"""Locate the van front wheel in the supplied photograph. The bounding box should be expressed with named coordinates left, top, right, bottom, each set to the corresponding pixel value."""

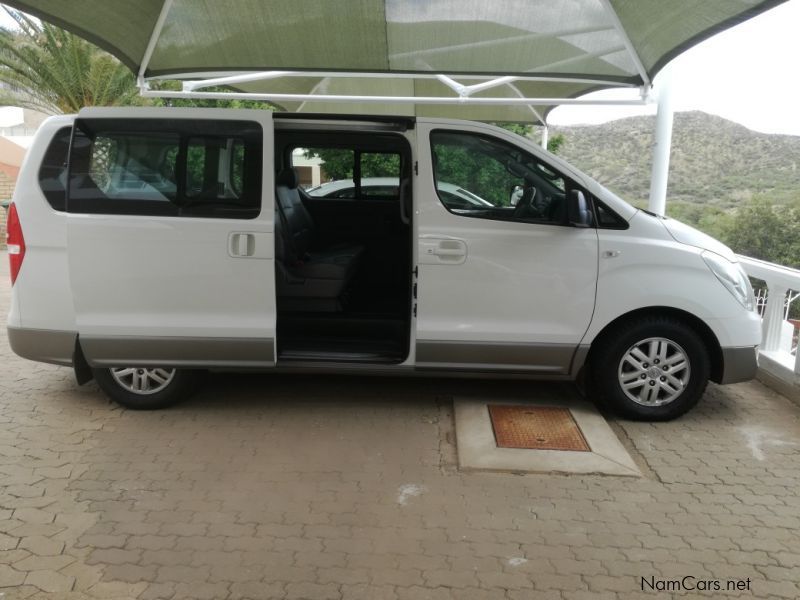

left=93, top=367, right=201, bottom=410
left=591, top=317, right=710, bottom=421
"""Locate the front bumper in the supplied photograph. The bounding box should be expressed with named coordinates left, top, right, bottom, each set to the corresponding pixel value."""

left=718, top=346, right=759, bottom=384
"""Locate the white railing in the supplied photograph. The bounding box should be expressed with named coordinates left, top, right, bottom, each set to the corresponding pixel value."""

left=738, top=255, right=800, bottom=380
left=753, top=287, right=800, bottom=319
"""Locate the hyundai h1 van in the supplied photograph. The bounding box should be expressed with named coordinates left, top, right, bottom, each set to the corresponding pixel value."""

left=7, top=108, right=761, bottom=420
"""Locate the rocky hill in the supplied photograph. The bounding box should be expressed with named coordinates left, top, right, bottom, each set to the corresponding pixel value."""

left=551, top=111, right=800, bottom=207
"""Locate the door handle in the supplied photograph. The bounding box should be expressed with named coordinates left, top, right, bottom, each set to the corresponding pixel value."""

left=228, top=232, right=271, bottom=259
left=432, top=247, right=465, bottom=257
left=230, top=232, right=255, bottom=257
left=420, top=238, right=467, bottom=265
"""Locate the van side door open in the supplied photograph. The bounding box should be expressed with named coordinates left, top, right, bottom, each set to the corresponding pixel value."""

left=65, top=108, right=277, bottom=368
left=414, top=122, right=599, bottom=374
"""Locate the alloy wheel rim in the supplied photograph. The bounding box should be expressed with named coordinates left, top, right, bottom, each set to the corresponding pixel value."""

left=110, top=367, right=176, bottom=395
left=617, top=337, right=690, bottom=406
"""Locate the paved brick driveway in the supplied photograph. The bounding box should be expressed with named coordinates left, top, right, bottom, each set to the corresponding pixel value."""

left=1, top=261, right=799, bottom=599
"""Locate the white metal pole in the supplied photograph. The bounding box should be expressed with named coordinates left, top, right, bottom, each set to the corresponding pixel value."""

left=648, top=75, right=674, bottom=215
left=795, top=333, right=800, bottom=375
left=541, top=124, right=549, bottom=149
left=762, top=285, right=788, bottom=353
left=141, top=89, right=649, bottom=107
left=137, top=0, right=174, bottom=90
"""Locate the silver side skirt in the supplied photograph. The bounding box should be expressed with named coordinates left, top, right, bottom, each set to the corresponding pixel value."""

left=415, top=340, right=577, bottom=374
left=81, top=335, right=275, bottom=368
left=9, top=327, right=590, bottom=380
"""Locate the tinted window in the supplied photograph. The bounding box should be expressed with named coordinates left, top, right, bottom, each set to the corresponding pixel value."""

left=68, top=119, right=262, bottom=218
left=185, top=137, right=247, bottom=201
left=594, top=200, right=629, bottom=229
left=84, top=133, right=179, bottom=204
left=431, top=131, right=575, bottom=225
left=38, top=126, right=72, bottom=211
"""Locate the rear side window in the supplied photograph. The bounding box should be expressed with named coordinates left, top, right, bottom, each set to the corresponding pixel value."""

left=299, top=146, right=401, bottom=200
left=38, top=126, right=72, bottom=211
left=68, top=118, right=262, bottom=219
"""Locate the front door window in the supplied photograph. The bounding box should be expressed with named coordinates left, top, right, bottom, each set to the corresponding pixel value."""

left=431, top=130, right=571, bottom=225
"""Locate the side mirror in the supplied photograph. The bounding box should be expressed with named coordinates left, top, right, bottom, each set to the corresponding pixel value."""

left=568, top=190, right=592, bottom=228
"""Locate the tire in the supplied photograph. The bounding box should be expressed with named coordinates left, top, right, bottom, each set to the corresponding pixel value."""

left=92, top=367, right=202, bottom=410
left=590, top=316, right=710, bottom=421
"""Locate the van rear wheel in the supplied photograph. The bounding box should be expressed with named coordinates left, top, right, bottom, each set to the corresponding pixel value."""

left=93, top=367, right=201, bottom=410
left=591, top=317, right=710, bottom=421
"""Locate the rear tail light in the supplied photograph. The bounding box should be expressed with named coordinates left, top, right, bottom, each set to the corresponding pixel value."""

left=6, top=202, right=25, bottom=285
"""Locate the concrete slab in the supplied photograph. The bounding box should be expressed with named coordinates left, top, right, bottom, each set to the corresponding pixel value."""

left=454, top=395, right=641, bottom=477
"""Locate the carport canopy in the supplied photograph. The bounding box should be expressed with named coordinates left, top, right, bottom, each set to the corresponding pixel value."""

left=2, top=0, right=787, bottom=124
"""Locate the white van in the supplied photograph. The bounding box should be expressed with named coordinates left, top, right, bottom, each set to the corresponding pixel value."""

left=7, top=108, right=761, bottom=420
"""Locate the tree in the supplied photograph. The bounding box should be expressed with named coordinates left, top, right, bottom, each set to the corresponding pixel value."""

left=0, top=9, right=275, bottom=114
left=719, top=196, right=800, bottom=269
left=0, top=8, right=141, bottom=113
left=302, top=148, right=399, bottom=181
left=546, top=133, right=565, bottom=155
left=666, top=201, right=732, bottom=241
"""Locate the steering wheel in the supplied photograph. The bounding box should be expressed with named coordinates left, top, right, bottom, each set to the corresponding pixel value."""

left=512, top=185, right=539, bottom=219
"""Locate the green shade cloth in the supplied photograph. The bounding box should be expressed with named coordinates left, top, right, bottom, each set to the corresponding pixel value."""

left=3, top=0, right=787, bottom=123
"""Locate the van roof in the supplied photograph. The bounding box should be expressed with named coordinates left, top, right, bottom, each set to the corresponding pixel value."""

left=273, top=113, right=415, bottom=131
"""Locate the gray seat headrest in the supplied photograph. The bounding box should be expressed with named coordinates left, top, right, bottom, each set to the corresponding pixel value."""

left=276, top=168, right=299, bottom=189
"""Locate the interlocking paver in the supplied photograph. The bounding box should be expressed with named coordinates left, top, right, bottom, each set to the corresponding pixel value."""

left=23, top=568, right=76, bottom=593
left=11, top=508, right=55, bottom=524
left=17, top=535, right=65, bottom=556
left=0, top=563, right=26, bottom=587
left=0, top=255, right=799, bottom=600
left=0, top=532, right=18, bottom=551
left=86, top=548, right=141, bottom=566
left=285, top=581, right=341, bottom=600
left=13, top=553, right=75, bottom=572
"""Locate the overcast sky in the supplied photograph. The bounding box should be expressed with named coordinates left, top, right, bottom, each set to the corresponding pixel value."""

left=1, top=2, right=798, bottom=135
left=548, top=0, right=800, bottom=135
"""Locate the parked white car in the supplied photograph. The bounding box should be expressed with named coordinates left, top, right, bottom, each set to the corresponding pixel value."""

left=7, top=108, right=761, bottom=419
left=308, top=177, right=494, bottom=208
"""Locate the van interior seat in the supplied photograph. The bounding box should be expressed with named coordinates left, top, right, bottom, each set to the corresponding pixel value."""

left=277, top=168, right=364, bottom=260
left=275, top=168, right=363, bottom=312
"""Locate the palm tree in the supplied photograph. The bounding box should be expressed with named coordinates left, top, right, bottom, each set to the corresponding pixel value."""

left=0, top=7, right=140, bottom=113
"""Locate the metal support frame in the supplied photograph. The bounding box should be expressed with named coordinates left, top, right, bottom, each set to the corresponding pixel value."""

left=181, top=70, right=634, bottom=92
left=144, top=71, right=650, bottom=110
left=153, top=71, right=648, bottom=130
left=137, top=0, right=174, bottom=89
left=597, top=0, right=651, bottom=87
left=142, top=88, right=649, bottom=109
left=648, top=76, right=674, bottom=215
left=541, top=125, right=549, bottom=149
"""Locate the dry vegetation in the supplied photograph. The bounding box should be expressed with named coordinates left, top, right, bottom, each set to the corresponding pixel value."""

left=553, top=111, right=800, bottom=208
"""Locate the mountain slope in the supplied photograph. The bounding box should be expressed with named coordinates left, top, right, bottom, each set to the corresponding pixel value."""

left=551, top=111, right=800, bottom=207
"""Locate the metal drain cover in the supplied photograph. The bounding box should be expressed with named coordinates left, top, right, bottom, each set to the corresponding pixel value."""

left=488, top=405, right=591, bottom=452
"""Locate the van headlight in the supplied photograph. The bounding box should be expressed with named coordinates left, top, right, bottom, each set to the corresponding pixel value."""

left=702, top=251, right=755, bottom=311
